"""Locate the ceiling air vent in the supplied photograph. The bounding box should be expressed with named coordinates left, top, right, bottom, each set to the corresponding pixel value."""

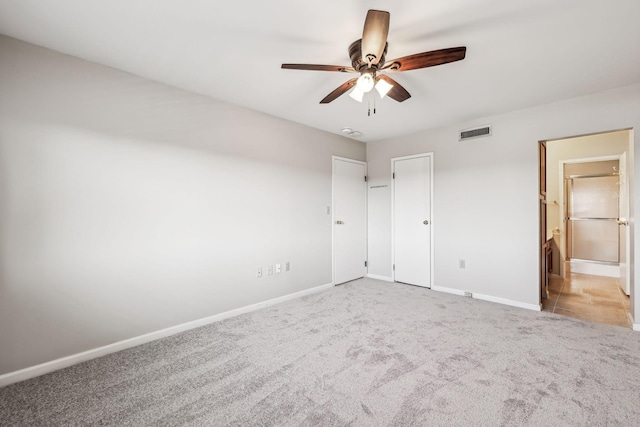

left=341, top=127, right=363, bottom=138
left=459, top=125, right=492, bottom=141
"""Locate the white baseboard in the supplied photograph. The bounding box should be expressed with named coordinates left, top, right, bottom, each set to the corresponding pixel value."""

left=472, top=292, right=542, bottom=311
left=569, top=261, right=619, bottom=278
left=431, top=285, right=541, bottom=311
left=366, top=274, right=393, bottom=282
left=0, top=282, right=334, bottom=388
left=431, top=285, right=466, bottom=296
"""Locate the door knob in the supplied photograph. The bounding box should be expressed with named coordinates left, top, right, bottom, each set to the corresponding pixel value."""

left=336, top=220, right=344, bottom=225
left=423, top=220, right=429, bottom=225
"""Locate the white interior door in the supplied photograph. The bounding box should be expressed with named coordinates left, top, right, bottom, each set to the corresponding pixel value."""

left=333, top=157, right=367, bottom=285
left=619, top=152, right=630, bottom=295
left=393, top=154, right=432, bottom=288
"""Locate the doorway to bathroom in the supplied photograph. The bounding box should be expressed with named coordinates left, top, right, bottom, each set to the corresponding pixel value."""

left=539, top=129, right=633, bottom=328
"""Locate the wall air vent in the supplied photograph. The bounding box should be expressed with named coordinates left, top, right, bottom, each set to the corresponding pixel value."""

left=459, top=125, right=492, bottom=141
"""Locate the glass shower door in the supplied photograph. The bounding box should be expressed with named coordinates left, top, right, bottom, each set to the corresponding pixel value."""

left=566, top=175, right=619, bottom=263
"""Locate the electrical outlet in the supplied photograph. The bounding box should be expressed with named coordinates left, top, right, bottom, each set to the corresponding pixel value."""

left=285, top=262, right=290, bottom=271
left=275, top=263, right=281, bottom=274
left=256, top=267, right=262, bottom=278
left=464, top=291, right=472, bottom=298
left=268, top=265, right=273, bottom=275
left=459, top=259, right=466, bottom=269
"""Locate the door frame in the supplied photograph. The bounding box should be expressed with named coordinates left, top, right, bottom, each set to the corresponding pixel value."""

left=391, top=152, right=435, bottom=287
left=331, top=156, right=368, bottom=285
left=539, top=141, right=548, bottom=301
left=539, top=128, right=634, bottom=316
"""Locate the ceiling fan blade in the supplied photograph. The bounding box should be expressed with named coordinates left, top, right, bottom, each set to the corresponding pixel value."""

left=361, top=10, right=390, bottom=65
left=320, top=78, right=358, bottom=104
left=281, top=64, right=356, bottom=73
left=377, top=75, right=411, bottom=102
left=384, top=47, right=466, bottom=72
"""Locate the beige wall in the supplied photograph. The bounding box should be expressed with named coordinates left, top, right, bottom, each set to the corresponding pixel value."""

left=547, top=131, right=629, bottom=232
left=564, top=159, right=619, bottom=177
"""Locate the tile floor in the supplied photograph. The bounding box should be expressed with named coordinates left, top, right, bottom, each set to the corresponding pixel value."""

left=542, top=268, right=631, bottom=328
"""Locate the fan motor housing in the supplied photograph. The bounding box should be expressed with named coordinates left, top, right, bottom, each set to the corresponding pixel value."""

left=349, top=39, right=387, bottom=71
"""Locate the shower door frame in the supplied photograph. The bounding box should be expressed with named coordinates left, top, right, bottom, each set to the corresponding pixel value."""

left=565, top=172, right=620, bottom=265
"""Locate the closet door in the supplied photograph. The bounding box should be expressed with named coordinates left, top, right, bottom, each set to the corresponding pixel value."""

left=333, top=157, right=367, bottom=285
left=393, top=154, right=432, bottom=288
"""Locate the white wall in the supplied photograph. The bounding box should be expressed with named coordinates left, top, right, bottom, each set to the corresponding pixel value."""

left=0, top=36, right=365, bottom=375
left=367, top=84, right=640, bottom=318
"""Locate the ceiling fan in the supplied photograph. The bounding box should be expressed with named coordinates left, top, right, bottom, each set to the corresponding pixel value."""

left=282, top=10, right=466, bottom=104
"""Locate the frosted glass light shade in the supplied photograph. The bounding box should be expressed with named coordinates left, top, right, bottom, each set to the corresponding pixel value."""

left=349, top=87, right=364, bottom=102
left=375, top=78, right=393, bottom=98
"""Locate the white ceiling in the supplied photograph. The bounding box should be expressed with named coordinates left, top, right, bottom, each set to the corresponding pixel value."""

left=1, top=0, right=639, bottom=142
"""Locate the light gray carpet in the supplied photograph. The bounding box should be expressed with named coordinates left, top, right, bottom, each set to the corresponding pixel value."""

left=1, top=278, right=640, bottom=426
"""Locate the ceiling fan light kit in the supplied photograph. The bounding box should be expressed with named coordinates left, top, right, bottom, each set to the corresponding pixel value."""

left=348, top=70, right=393, bottom=103
left=281, top=9, right=467, bottom=107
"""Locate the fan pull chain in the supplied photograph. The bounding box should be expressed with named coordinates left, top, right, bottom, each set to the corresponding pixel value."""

left=365, top=93, right=379, bottom=117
